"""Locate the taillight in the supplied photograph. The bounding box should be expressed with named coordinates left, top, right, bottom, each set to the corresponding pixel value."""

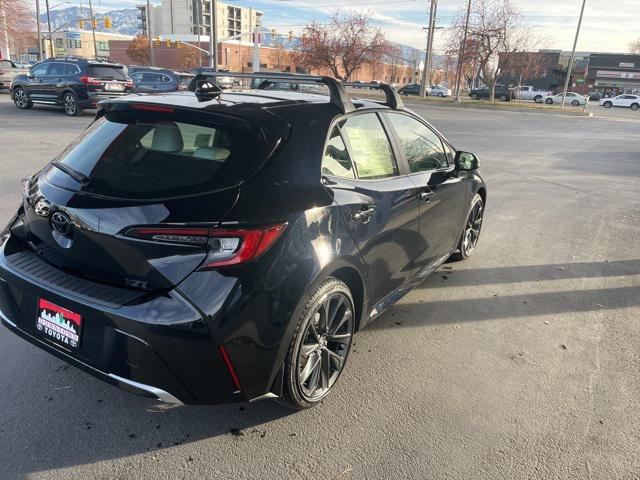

left=80, top=75, right=102, bottom=85
left=124, top=224, right=287, bottom=268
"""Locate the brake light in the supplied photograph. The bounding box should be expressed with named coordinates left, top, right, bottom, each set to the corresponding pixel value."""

left=124, top=224, right=287, bottom=268
left=131, top=103, right=174, bottom=113
left=79, top=75, right=102, bottom=85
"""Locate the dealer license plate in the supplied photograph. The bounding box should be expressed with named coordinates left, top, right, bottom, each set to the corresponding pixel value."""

left=35, top=299, right=82, bottom=350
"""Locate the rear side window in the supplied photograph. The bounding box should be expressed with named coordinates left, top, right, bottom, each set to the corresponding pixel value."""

left=322, top=127, right=354, bottom=178
left=48, top=113, right=265, bottom=199
left=341, top=114, right=397, bottom=179
left=88, top=65, right=127, bottom=80
left=47, top=62, right=65, bottom=76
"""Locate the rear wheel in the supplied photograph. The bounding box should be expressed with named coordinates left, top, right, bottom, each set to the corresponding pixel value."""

left=452, top=194, right=484, bottom=261
left=571, top=100, right=580, bottom=106
left=438, top=92, right=444, bottom=97
left=534, top=95, right=542, bottom=103
left=63, top=91, right=82, bottom=117
left=281, top=277, right=354, bottom=410
left=631, top=103, right=639, bottom=111
left=13, top=87, right=32, bottom=109
left=499, top=94, right=508, bottom=102
left=603, top=101, right=612, bottom=108
left=470, top=93, right=478, bottom=100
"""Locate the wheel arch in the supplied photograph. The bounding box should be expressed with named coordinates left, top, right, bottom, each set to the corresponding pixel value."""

left=476, top=185, right=487, bottom=206
left=330, top=265, right=366, bottom=332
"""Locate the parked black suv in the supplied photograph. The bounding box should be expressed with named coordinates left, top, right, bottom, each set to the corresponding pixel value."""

left=0, top=73, right=486, bottom=409
left=469, top=84, right=512, bottom=101
left=10, top=57, right=133, bottom=116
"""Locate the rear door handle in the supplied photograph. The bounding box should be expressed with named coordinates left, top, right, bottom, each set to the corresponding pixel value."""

left=352, top=207, right=376, bottom=224
left=419, top=191, right=434, bottom=202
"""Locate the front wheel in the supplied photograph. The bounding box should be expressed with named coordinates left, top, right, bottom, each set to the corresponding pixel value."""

left=470, top=93, right=478, bottom=100
left=631, top=103, right=639, bottom=111
left=603, top=101, right=612, bottom=108
left=13, top=87, right=32, bottom=109
left=571, top=100, right=580, bottom=106
left=545, top=98, right=553, bottom=104
left=451, top=193, right=484, bottom=261
left=438, top=92, right=444, bottom=97
left=534, top=95, right=542, bottom=103
left=281, top=277, right=355, bottom=410
left=499, top=94, right=508, bottom=102
left=62, top=91, right=82, bottom=116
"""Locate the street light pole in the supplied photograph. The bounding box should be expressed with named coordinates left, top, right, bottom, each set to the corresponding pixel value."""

left=425, top=0, right=437, bottom=86
left=35, top=0, right=43, bottom=60
left=44, top=0, right=53, bottom=58
left=454, top=0, right=472, bottom=102
left=87, top=0, right=98, bottom=59
left=146, top=0, right=155, bottom=66
left=561, top=0, right=586, bottom=108
left=209, top=0, right=218, bottom=69
left=420, top=0, right=436, bottom=97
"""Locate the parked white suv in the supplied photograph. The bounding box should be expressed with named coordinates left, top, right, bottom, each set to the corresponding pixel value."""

left=600, top=94, right=640, bottom=111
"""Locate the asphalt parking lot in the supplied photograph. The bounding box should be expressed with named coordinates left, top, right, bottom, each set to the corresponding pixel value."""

left=0, top=93, right=639, bottom=480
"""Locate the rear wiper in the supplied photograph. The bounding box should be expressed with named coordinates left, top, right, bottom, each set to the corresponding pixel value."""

left=51, top=161, right=90, bottom=185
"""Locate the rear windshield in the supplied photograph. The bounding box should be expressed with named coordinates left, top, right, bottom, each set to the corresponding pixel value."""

left=47, top=112, right=266, bottom=199
left=88, top=65, right=127, bottom=80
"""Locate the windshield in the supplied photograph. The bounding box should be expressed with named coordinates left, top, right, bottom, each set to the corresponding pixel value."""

left=46, top=112, right=266, bottom=199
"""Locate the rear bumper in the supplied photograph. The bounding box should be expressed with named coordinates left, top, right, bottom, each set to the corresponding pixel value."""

left=81, top=92, right=132, bottom=108
left=0, top=237, right=249, bottom=405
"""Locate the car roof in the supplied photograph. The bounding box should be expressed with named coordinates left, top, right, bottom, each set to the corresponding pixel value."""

left=102, top=89, right=389, bottom=114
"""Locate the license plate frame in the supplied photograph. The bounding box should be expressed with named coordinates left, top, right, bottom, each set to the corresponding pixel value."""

left=35, top=299, right=83, bottom=350
left=105, top=82, right=124, bottom=92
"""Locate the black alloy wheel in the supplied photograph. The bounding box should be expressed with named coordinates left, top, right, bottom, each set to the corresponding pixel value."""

left=63, top=92, right=81, bottom=117
left=13, top=87, right=32, bottom=109
left=452, top=194, right=484, bottom=261
left=282, top=278, right=354, bottom=409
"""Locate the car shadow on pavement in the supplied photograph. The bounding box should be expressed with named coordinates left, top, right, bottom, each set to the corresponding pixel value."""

left=365, top=259, right=640, bottom=330
left=0, top=344, right=295, bottom=478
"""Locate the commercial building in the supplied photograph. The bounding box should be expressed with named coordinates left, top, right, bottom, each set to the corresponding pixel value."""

left=138, top=0, right=262, bottom=40
left=43, top=29, right=133, bottom=61
left=584, top=53, right=640, bottom=96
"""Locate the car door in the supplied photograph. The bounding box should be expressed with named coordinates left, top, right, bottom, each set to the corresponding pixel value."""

left=384, top=112, right=470, bottom=273
left=27, top=63, right=50, bottom=99
left=321, top=112, right=421, bottom=306
left=40, top=61, right=66, bottom=102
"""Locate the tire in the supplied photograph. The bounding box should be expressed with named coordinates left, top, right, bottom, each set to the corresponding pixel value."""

left=545, top=98, right=553, bottom=104
left=280, top=277, right=355, bottom=410
left=451, top=193, right=484, bottom=261
left=13, top=87, right=32, bottom=109
left=470, top=93, right=478, bottom=100
left=534, top=95, right=542, bottom=103
left=603, top=101, right=612, bottom=108
left=62, top=91, right=82, bottom=116
left=438, top=92, right=444, bottom=97
left=571, top=100, right=579, bottom=106
left=499, top=94, right=508, bottom=102
left=631, top=103, right=639, bottom=111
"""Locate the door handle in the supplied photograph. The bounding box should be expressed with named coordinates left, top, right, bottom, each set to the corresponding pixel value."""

left=419, top=191, right=434, bottom=202
left=352, top=207, right=376, bottom=224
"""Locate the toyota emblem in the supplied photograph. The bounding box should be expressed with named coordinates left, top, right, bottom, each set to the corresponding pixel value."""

left=51, top=211, right=73, bottom=237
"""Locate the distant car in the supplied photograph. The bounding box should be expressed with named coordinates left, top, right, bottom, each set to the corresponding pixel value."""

left=587, top=91, right=601, bottom=101
left=129, top=67, right=179, bottom=93
left=510, top=85, right=552, bottom=102
left=397, top=83, right=430, bottom=96
left=0, top=59, right=29, bottom=90
left=10, top=57, right=133, bottom=116
left=249, top=77, right=300, bottom=91
left=430, top=85, right=451, bottom=97
left=469, top=85, right=511, bottom=101
left=176, top=72, right=194, bottom=91
left=600, top=94, right=640, bottom=111
left=541, top=92, right=587, bottom=106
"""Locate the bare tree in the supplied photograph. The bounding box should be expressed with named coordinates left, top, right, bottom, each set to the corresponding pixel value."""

left=630, top=38, right=640, bottom=54
left=447, top=0, right=533, bottom=101
left=501, top=50, right=550, bottom=90
left=270, top=39, right=289, bottom=72
left=294, top=12, right=392, bottom=81
left=0, top=0, right=35, bottom=58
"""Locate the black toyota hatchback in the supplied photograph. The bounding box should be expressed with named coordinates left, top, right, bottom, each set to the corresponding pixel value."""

left=0, top=74, right=486, bottom=409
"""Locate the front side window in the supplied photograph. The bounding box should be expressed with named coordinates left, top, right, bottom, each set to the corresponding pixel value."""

left=322, top=126, right=354, bottom=178
left=31, top=63, right=48, bottom=76
left=341, top=113, right=397, bottom=179
left=386, top=113, right=448, bottom=172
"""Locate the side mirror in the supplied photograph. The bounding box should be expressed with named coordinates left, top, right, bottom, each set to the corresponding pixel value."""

left=454, top=151, right=479, bottom=171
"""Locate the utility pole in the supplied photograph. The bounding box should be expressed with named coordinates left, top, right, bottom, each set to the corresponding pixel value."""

left=87, top=0, right=98, bottom=59
left=420, top=0, right=436, bottom=97
left=146, top=0, right=155, bottom=66
left=561, top=0, right=586, bottom=108
left=425, top=0, right=437, bottom=86
left=44, top=0, right=53, bottom=58
left=196, top=0, right=201, bottom=66
left=35, top=0, right=43, bottom=60
left=209, top=0, right=218, bottom=69
left=454, top=0, right=472, bottom=102
left=1, top=1, right=10, bottom=59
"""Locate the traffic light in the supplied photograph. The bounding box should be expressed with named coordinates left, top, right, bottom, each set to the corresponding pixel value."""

left=288, top=31, right=293, bottom=41
left=154, top=37, right=161, bottom=46
left=166, top=39, right=172, bottom=48
left=92, top=18, right=97, bottom=29
left=79, top=19, right=84, bottom=29
left=271, top=28, right=276, bottom=36
left=104, top=16, right=112, bottom=29
left=176, top=40, right=182, bottom=48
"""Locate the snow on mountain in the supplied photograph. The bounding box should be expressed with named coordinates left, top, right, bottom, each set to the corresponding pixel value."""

left=39, top=7, right=141, bottom=36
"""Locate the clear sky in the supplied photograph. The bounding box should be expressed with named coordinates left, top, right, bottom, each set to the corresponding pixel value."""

left=91, top=0, right=639, bottom=53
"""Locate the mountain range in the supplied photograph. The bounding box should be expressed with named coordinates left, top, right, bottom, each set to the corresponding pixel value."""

left=39, top=7, right=141, bottom=36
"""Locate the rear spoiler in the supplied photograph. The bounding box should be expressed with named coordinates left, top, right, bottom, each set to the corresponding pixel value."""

left=187, top=72, right=403, bottom=112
